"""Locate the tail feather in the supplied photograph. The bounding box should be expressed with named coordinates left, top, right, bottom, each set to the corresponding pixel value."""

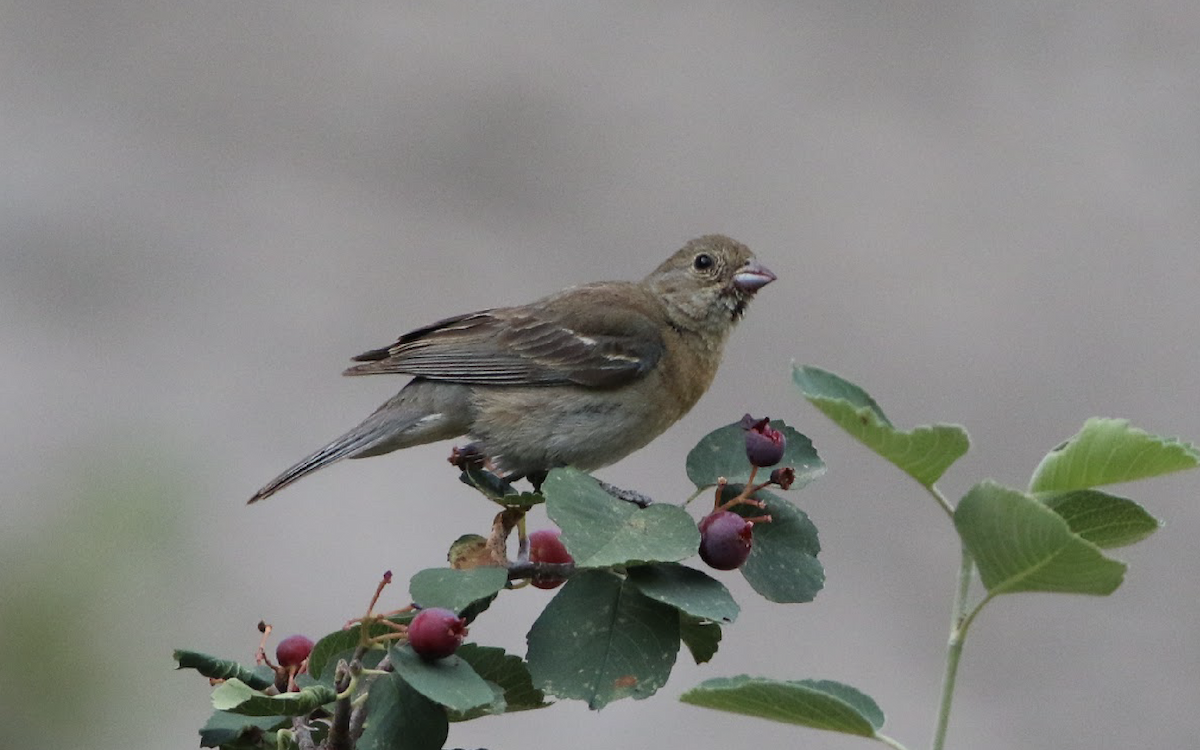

left=248, top=381, right=474, bottom=503
left=248, top=425, right=393, bottom=503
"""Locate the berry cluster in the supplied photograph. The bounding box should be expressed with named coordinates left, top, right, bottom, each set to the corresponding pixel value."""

left=696, top=415, right=793, bottom=571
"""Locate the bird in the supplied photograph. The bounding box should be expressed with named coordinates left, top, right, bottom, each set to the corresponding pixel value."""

left=248, top=234, right=775, bottom=503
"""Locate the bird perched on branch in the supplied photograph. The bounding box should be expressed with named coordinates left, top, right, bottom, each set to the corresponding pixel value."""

left=248, top=234, right=775, bottom=503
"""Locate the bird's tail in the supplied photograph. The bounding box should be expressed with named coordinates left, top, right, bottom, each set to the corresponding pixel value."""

left=248, top=381, right=472, bottom=503
left=247, top=421, right=398, bottom=503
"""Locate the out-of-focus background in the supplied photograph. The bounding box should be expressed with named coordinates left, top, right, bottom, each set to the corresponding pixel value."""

left=4, top=3, right=1198, bottom=749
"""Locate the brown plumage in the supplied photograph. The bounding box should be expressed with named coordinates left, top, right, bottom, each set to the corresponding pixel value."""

left=248, top=235, right=774, bottom=503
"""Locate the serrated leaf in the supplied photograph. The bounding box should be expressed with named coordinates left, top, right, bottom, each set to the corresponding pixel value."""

left=448, top=644, right=549, bottom=720
left=686, top=420, right=825, bottom=490
left=408, top=567, right=508, bottom=613
left=678, top=613, right=722, bottom=664
left=1040, top=489, right=1161, bottom=548
left=309, top=619, right=407, bottom=680
left=174, top=649, right=273, bottom=690
left=211, top=678, right=337, bottom=717
left=720, top=486, right=824, bottom=603
left=794, top=365, right=969, bottom=486
left=1029, top=418, right=1200, bottom=493
left=627, top=563, right=740, bottom=623
left=544, top=468, right=699, bottom=567
left=358, top=673, right=448, bottom=750
left=680, top=675, right=884, bottom=736
left=390, top=645, right=496, bottom=712
left=955, top=481, right=1126, bottom=596
left=526, top=570, right=679, bottom=709
left=198, top=710, right=286, bottom=748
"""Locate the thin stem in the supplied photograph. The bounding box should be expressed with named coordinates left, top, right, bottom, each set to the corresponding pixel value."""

left=924, top=483, right=955, bottom=519
left=930, top=545, right=982, bottom=750
left=877, top=733, right=911, bottom=750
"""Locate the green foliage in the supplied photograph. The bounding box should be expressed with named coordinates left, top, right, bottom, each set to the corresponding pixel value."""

left=408, top=567, right=507, bottom=613
left=544, top=468, right=700, bottom=567
left=955, top=481, right=1126, bottom=596
left=678, top=613, right=723, bottom=664
left=174, top=650, right=274, bottom=690
left=1029, top=417, right=1200, bottom=492
left=211, top=679, right=337, bottom=717
left=686, top=419, right=825, bottom=489
left=727, top=486, right=824, bottom=603
left=181, top=408, right=826, bottom=748
left=794, top=365, right=969, bottom=486
left=182, top=364, right=1197, bottom=750
left=357, top=674, right=448, bottom=750
left=626, top=563, right=739, bottom=623
left=526, top=570, right=681, bottom=709
left=676, top=365, right=1198, bottom=750
left=389, top=646, right=495, bottom=713
left=681, top=675, right=885, bottom=737
left=448, top=644, right=549, bottom=719
left=1039, top=489, right=1160, bottom=549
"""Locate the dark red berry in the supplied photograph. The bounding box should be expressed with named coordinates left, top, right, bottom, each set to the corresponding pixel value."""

left=276, top=635, right=314, bottom=668
left=741, top=415, right=786, bottom=468
left=408, top=608, right=468, bottom=660
left=529, top=528, right=573, bottom=589
left=769, top=466, right=796, bottom=489
left=698, top=510, right=755, bottom=570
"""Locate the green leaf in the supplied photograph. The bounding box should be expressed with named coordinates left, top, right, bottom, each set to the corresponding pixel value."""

left=627, top=563, right=739, bottom=623
left=544, top=468, right=699, bottom=567
left=408, top=567, right=508, bottom=613
left=794, top=365, right=969, bottom=486
left=358, top=673, right=449, bottom=750
left=1040, top=490, right=1161, bottom=549
left=678, top=613, right=722, bottom=664
left=686, top=420, right=825, bottom=490
left=448, top=644, right=550, bottom=720
left=174, top=649, right=274, bottom=691
left=526, top=570, right=679, bottom=709
left=1029, top=418, right=1200, bottom=493
left=198, top=710, right=286, bottom=748
left=309, top=618, right=407, bottom=680
left=721, top=487, right=823, bottom=604
left=680, top=675, right=884, bottom=737
left=390, top=645, right=496, bottom=712
left=211, top=678, right=337, bottom=717
left=955, top=481, right=1126, bottom=596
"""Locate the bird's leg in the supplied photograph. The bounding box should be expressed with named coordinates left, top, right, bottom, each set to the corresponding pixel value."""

left=450, top=443, right=520, bottom=497
left=597, top=480, right=654, bottom=508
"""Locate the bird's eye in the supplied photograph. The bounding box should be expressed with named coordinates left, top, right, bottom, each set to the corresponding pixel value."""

left=693, top=253, right=714, bottom=271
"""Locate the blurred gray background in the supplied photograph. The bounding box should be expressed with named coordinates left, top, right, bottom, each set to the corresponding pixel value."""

left=3, top=2, right=1198, bottom=749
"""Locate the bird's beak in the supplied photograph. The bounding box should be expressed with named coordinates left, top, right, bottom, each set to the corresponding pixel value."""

left=733, top=260, right=777, bottom=294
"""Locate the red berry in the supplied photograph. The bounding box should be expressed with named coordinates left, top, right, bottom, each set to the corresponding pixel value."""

left=698, top=511, right=754, bottom=570
left=529, top=528, right=573, bottom=589
left=408, top=608, right=468, bottom=660
left=276, top=634, right=314, bottom=668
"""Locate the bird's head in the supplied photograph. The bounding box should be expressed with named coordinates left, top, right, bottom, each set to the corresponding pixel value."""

left=647, top=234, right=776, bottom=332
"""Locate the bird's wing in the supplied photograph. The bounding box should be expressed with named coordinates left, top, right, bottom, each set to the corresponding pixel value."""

left=342, top=287, right=665, bottom=388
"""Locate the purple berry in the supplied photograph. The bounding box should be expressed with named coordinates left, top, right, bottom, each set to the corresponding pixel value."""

left=698, top=510, right=755, bottom=570
left=276, top=635, right=314, bottom=668
left=529, top=528, right=573, bottom=589
left=409, top=608, right=468, bottom=660
left=741, top=415, right=786, bottom=467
